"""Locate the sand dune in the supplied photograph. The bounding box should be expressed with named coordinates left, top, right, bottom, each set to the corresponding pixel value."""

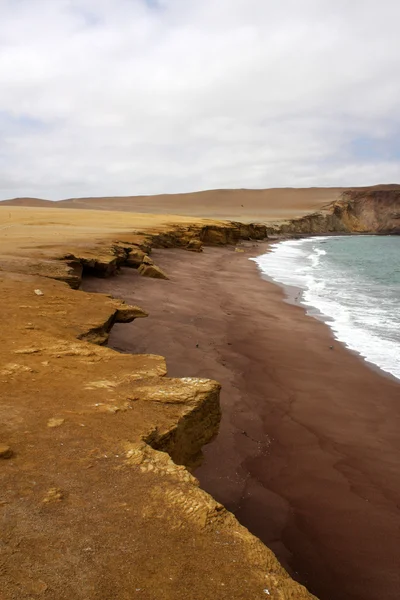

left=3, top=185, right=400, bottom=222
left=1, top=188, right=347, bottom=222
left=0, top=197, right=55, bottom=208
left=58, top=188, right=346, bottom=221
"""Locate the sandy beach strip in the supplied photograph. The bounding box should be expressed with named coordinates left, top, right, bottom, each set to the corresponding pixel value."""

left=82, top=243, right=400, bottom=600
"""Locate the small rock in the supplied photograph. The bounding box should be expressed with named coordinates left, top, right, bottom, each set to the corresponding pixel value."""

left=106, top=405, right=121, bottom=414
left=0, top=444, right=13, bottom=459
left=42, top=487, right=63, bottom=503
left=34, top=289, right=44, bottom=296
left=142, top=255, right=154, bottom=265
left=115, top=304, right=148, bottom=322
left=47, top=417, right=65, bottom=428
left=186, top=239, right=203, bottom=252
left=126, top=248, right=146, bottom=268
left=138, top=264, right=169, bottom=280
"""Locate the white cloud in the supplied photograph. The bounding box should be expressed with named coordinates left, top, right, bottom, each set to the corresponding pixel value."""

left=0, top=0, right=399, bottom=199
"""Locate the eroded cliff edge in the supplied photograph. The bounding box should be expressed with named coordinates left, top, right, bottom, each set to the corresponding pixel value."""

left=0, top=219, right=317, bottom=600
left=274, top=187, right=400, bottom=235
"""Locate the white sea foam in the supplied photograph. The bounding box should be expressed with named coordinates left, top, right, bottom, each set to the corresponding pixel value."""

left=252, top=237, right=400, bottom=380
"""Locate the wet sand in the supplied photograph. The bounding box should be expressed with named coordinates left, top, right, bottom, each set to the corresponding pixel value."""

left=82, top=244, right=400, bottom=600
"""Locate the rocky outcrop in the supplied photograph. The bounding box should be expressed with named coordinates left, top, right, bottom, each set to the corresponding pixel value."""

left=125, top=247, right=146, bottom=267
left=0, top=255, right=82, bottom=288
left=270, top=188, right=400, bottom=236
left=63, top=251, right=120, bottom=278
left=138, top=263, right=169, bottom=280
left=77, top=301, right=148, bottom=344
left=268, top=211, right=347, bottom=236
left=59, top=242, right=168, bottom=283
left=186, top=239, right=203, bottom=252
left=140, top=377, right=222, bottom=468
left=199, top=222, right=268, bottom=245
left=0, top=443, right=13, bottom=459
left=114, top=303, right=148, bottom=323
left=330, top=189, right=400, bottom=234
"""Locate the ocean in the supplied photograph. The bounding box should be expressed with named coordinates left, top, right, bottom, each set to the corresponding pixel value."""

left=253, top=235, right=400, bottom=380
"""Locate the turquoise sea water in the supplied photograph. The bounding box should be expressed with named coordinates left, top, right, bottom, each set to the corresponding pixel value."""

left=253, top=235, right=400, bottom=380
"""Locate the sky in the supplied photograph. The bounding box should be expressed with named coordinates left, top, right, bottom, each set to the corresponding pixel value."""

left=0, top=0, right=399, bottom=199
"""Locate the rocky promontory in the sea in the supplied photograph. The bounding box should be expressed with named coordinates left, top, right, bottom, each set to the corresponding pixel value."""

left=1, top=185, right=399, bottom=599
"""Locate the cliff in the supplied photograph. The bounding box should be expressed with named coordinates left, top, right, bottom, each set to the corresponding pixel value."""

left=330, top=189, right=400, bottom=234
left=269, top=187, right=400, bottom=236
left=0, top=208, right=316, bottom=600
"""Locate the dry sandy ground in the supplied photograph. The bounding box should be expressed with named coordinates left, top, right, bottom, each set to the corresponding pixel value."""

left=82, top=244, right=400, bottom=600
left=0, top=206, right=207, bottom=256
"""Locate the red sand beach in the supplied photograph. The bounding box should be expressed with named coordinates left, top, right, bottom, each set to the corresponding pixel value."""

left=82, top=243, right=400, bottom=600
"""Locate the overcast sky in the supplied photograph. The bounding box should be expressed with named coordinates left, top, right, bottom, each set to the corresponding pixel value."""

left=0, top=0, right=399, bottom=199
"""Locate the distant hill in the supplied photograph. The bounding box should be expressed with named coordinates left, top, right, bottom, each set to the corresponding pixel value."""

left=2, top=185, right=399, bottom=222
left=0, top=197, right=55, bottom=208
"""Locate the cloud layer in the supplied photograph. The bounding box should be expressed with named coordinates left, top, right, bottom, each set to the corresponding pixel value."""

left=1, top=0, right=399, bottom=199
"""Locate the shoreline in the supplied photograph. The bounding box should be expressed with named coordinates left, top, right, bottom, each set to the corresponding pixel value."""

left=257, top=273, right=400, bottom=386
left=82, top=242, right=400, bottom=600
left=255, top=238, right=400, bottom=385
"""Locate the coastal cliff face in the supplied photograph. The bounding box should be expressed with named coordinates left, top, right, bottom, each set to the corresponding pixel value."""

left=272, top=188, right=400, bottom=236
left=331, top=189, right=400, bottom=234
